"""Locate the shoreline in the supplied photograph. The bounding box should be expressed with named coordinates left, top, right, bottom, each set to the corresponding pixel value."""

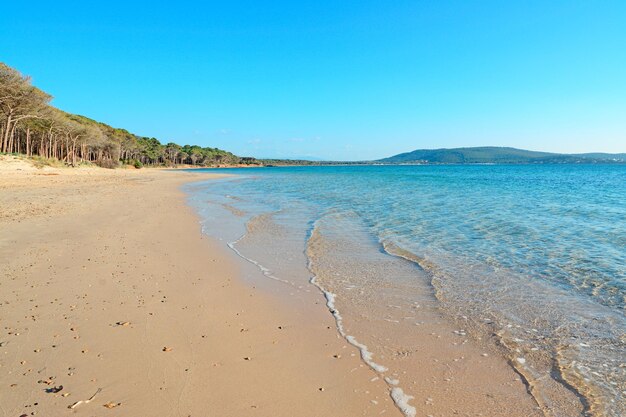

left=186, top=173, right=568, bottom=417
left=1, top=160, right=561, bottom=416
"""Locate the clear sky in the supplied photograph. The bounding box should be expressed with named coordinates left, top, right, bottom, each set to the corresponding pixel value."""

left=2, top=1, right=625, bottom=160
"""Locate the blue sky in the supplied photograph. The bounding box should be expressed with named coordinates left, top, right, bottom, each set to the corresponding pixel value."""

left=2, top=1, right=625, bottom=160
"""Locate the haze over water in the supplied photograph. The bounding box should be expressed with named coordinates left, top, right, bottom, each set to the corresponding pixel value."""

left=188, top=164, right=625, bottom=417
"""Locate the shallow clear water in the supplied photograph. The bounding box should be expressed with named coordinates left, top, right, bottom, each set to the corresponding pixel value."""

left=186, top=164, right=625, bottom=417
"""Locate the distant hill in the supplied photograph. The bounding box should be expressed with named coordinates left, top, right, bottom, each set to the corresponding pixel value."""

left=378, top=147, right=626, bottom=164
left=574, top=152, right=626, bottom=162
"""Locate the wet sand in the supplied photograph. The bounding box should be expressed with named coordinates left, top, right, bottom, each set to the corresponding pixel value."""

left=0, top=157, right=547, bottom=416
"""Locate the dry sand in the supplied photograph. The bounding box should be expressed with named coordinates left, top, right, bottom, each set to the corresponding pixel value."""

left=0, top=156, right=547, bottom=416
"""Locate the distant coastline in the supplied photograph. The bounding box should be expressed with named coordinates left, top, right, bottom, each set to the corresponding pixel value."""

left=259, top=146, right=626, bottom=166
left=3, top=62, right=623, bottom=170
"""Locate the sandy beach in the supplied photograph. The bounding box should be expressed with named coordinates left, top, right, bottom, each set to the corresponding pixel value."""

left=0, top=158, right=394, bottom=416
left=1, top=157, right=554, bottom=417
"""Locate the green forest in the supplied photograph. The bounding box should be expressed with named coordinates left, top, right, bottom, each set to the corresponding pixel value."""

left=0, top=62, right=257, bottom=168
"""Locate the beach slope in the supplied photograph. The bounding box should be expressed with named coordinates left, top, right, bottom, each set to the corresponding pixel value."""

left=0, top=161, right=394, bottom=417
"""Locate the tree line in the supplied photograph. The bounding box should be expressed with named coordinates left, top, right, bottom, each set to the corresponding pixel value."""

left=0, top=62, right=257, bottom=168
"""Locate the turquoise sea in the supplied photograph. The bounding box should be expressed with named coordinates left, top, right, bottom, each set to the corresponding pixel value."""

left=186, top=164, right=625, bottom=417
